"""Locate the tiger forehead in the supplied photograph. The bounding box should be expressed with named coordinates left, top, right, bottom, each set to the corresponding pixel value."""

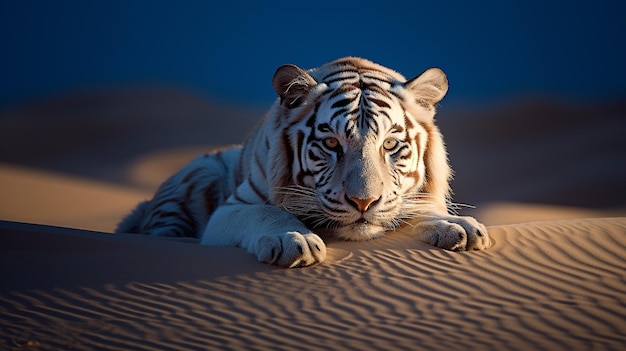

left=315, top=86, right=406, bottom=139
left=317, top=66, right=404, bottom=106
left=320, top=67, right=398, bottom=88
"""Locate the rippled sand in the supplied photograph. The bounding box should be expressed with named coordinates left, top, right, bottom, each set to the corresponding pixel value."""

left=1, top=218, right=625, bottom=350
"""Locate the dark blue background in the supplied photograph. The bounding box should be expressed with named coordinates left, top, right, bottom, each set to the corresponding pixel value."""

left=1, top=0, right=625, bottom=108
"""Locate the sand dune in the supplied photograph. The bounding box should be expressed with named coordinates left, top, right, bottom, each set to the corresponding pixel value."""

left=0, top=164, right=151, bottom=233
left=1, top=218, right=625, bottom=350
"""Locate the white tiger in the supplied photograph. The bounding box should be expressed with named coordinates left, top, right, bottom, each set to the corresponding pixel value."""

left=116, top=57, right=491, bottom=268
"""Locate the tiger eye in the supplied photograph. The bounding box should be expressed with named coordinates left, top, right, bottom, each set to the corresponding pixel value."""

left=323, top=137, right=339, bottom=149
left=383, top=138, right=398, bottom=151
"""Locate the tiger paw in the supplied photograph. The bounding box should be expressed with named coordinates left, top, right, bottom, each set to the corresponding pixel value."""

left=255, top=231, right=327, bottom=268
left=416, top=216, right=491, bottom=251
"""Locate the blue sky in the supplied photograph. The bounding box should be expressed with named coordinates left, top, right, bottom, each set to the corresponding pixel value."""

left=1, top=0, right=625, bottom=107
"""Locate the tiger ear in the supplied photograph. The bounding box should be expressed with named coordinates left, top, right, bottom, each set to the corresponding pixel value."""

left=272, top=64, right=317, bottom=107
left=405, top=68, right=449, bottom=107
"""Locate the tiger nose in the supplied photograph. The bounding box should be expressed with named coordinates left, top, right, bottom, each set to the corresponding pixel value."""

left=346, top=196, right=380, bottom=213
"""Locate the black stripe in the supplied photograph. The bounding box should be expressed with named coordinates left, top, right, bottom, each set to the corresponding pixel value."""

left=296, top=130, right=306, bottom=170
left=323, top=194, right=343, bottom=205
left=149, top=198, right=178, bottom=212
left=330, top=108, right=348, bottom=121
left=248, top=177, right=269, bottom=203
left=404, top=110, right=414, bottom=130
left=322, top=69, right=359, bottom=82
left=308, top=149, right=322, bottom=162
left=295, top=131, right=309, bottom=185
left=414, top=132, right=421, bottom=162
left=362, top=74, right=393, bottom=85
left=181, top=185, right=199, bottom=235
left=280, top=131, right=294, bottom=186
left=233, top=189, right=253, bottom=205
left=344, top=120, right=357, bottom=139
left=202, top=180, right=220, bottom=216
left=142, top=220, right=166, bottom=231
left=155, top=209, right=196, bottom=230
left=329, top=85, right=358, bottom=99
left=391, top=123, right=404, bottom=133
left=317, top=123, right=331, bottom=132
left=264, top=136, right=271, bottom=150
left=235, top=146, right=246, bottom=186
left=305, top=111, right=318, bottom=129
left=320, top=201, right=350, bottom=214
left=390, top=144, right=411, bottom=159
left=144, top=221, right=190, bottom=237
left=368, top=117, right=379, bottom=135
left=368, top=97, right=390, bottom=109
left=182, top=168, right=202, bottom=184
left=152, top=210, right=188, bottom=219
left=331, top=98, right=353, bottom=109
left=253, top=152, right=267, bottom=179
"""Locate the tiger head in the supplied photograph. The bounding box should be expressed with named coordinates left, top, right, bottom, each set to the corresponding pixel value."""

left=270, top=57, right=452, bottom=241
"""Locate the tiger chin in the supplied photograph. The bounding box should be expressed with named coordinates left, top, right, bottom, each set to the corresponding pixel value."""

left=116, top=57, right=492, bottom=268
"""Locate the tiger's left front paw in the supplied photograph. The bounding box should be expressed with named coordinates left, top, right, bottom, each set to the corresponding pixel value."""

left=416, top=216, right=491, bottom=251
left=255, top=231, right=327, bottom=268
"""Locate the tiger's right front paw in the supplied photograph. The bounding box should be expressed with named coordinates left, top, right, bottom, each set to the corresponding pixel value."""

left=255, top=232, right=326, bottom=268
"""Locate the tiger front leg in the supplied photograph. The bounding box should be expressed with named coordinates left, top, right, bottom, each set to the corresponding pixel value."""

left=412, top=215, right=491, bottom=251
left=200, top=203, right=326, bottom=268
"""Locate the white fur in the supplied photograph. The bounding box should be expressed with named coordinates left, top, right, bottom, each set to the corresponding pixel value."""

left=119, top=57, right=491, bottom=268
left=200, top=58, right=490, bottom=266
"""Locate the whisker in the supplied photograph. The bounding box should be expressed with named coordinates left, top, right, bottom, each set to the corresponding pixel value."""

left=275, top=185, right=334, bottom=229
left=446, top=201, right=476, bottom=215
left=278, top=185, right=470, bottom=234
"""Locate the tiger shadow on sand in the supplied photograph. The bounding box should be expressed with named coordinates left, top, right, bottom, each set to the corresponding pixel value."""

left=117, top=57, right=491, bottom=268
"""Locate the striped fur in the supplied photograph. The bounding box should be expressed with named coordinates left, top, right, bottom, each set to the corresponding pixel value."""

left=117, top=57, right=491, bottom=267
